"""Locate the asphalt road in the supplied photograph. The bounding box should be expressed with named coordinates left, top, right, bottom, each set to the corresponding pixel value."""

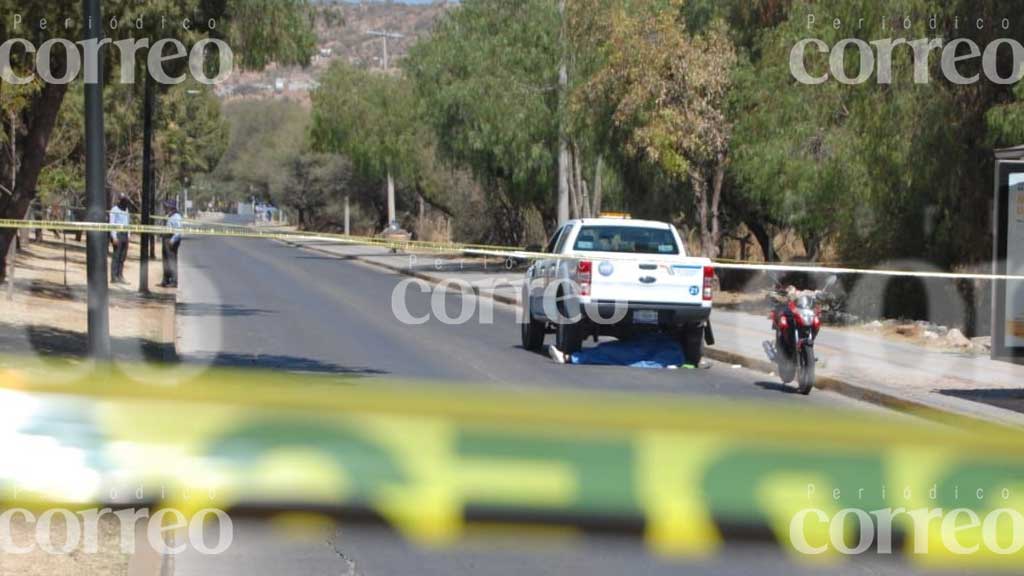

left=176, top=231, right=887, bottom=410
left=172, top=228, right=950, bottom=576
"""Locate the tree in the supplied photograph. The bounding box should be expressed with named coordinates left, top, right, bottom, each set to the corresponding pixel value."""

left=577, top=1, right=736, bottom=257
left=311, top=63, right=420, bottom=190
left=728, top=0, right=986, bottom=265
left=281, top=152, right=352, bottom=230
left=986, top=82, right=1024, bottom=147
left=405, top=0, right=562, bottom=241
left=157, top=81, right=230, bottom=193
left=0, top=0, right=317, bottom=282
left=215, top=99, right=309, bottom=204
left=310, top=62, right=425, bottom=230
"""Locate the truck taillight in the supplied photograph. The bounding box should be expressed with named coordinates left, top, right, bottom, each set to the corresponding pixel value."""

left=577, top=260, right=592, bottom=296
left=703, top=266, right=715, bottom=301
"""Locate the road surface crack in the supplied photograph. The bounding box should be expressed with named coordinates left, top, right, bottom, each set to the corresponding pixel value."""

left=329, top=534, right=364, bottom=576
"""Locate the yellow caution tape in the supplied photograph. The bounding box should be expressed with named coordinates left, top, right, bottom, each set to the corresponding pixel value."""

left=1, top=361, right=1023, bottom=566
left=3, top=217, right=1024, bottom=282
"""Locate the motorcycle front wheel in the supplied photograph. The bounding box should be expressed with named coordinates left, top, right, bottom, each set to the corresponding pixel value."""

left=797, top=345, right=815, bottom=395
left=777, top=334, right=796, bottom=384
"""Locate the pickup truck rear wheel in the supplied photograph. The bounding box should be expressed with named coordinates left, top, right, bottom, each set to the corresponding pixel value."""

left=681, top=325, right=704, bottom=366
left=556, top=319, right=582, bottom=354
left=521, top=306, right=546, bottom=352
left=556, top=295, right=583, bottom=354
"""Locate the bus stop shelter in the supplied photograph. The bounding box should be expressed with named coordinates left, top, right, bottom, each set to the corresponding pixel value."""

left=993, top=146, right=1024, bottom=363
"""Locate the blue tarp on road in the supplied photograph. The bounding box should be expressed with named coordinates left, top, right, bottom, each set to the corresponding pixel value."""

left=569, top=333, right=685, bottom=369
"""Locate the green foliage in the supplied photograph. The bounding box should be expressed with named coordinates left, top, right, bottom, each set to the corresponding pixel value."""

left=310, top=62, right=422, bottom=183
left=404, top=0, right=562, bottom=212
left=986, top=83, right=1024, bottom=147
left=215, top=99, right=310, bottom=202
left=158, top=81, right=230, bottom=187
left=728, top=0, right=1013, bottom=264
left=280, top=152, right=352, bottom=230
left=580, top=3, right=735, bottom=178
left=215, top=0, right=319, bottom=69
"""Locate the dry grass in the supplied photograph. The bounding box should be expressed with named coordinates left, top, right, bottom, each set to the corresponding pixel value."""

left=1, top=233, right=175, bottom=573
left=1, top=234, right=175, bottom=364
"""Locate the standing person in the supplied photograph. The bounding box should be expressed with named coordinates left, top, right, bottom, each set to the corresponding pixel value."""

left=160, top=200, right=183, bottom=288
left=109, top=194, right=131, bottom=284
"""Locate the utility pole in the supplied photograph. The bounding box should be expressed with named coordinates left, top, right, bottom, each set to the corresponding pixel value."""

left=4, top=110, right=16, bottom=297
left=556, top=0, right=570, bottom=225
left=8, top=110, right=15, bottom=194
left=84, top=0, right=110, bottom=359
left=367, top=29, right=404, bottom=229
left=139, top=72, right=154, bottom=294
left=366, top=29, right=403, bottom=71
left=344, top=195, right=350, bottom=235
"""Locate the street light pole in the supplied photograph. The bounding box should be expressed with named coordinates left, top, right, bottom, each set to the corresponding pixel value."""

left=139, top=72, right=154, bottom=294
left=367, top=29, right=404, bottom=228
left=84, top=0, right=110, bottom=359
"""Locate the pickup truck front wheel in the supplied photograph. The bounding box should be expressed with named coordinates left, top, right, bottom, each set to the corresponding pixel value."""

left=680, top=325, right=705, bottom=367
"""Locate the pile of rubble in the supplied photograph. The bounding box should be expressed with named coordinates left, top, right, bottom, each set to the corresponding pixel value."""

left=863, top=319, right=992, bottom=354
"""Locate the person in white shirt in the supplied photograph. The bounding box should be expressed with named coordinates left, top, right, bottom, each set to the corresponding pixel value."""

left=161, top=200, right=183, bottom=288
left=109, top=195, right=131, bottom=284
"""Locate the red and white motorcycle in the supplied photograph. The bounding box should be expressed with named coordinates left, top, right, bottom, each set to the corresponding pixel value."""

left=764, top=276, right=836, bottom=395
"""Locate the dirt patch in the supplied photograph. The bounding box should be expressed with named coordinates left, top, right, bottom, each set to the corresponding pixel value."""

left=1, top=235, right=175, bottom=573
left=851, top=321, right=985, bottom=354
left=1, top=235, right=176, bottom=364
left=712, top=290, right=766, bottom=312
left=0, top=512, right=131, bottom=576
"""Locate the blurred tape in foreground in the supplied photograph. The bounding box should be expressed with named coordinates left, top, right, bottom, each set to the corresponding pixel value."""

left=2, top=362, right=1024, bottom=567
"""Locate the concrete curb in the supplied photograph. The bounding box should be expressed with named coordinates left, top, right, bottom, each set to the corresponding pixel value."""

left=701, top=348, right=1018, bottom=432
left=287, top=240, right=1021, bottom=431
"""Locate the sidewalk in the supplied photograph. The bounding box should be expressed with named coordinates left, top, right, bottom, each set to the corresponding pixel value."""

left=286, top=238, right=1024, bottom=429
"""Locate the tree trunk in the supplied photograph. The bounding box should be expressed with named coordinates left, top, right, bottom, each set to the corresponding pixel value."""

left=689, top=167, right=714, bottom=258
left=746, top=219, right=773, bottom=262
left=8, top=110, right=16, bottom=193
left=592, top=155, right=603, bottom=215
left=573, top=143, right=590, bottom=218
left=581, top=180, right=591, bottom=219
left=567, top=151, right=579, bottom=219
left=802, top=233, right=822, bottom=262
left=0, top=79, right=69, bottom=283
left=709, top=152, right=726, bottom=259
left=556, top=0, right=570, bottom=225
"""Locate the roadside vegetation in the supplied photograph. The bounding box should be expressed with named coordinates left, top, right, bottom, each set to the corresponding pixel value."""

left=219, top=0, right=1024, bottom=273
left=4, top=0, right=1024, bottom=288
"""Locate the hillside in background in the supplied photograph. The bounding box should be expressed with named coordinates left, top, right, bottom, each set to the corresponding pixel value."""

left=218, top=1, right=452, bottom=104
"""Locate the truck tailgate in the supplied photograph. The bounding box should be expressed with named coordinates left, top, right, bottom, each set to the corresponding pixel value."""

left=583, top=255, right=706, bottom=305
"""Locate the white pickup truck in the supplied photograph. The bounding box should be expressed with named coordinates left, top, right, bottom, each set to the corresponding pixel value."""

left=521, top=217, right=715, bottom=364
